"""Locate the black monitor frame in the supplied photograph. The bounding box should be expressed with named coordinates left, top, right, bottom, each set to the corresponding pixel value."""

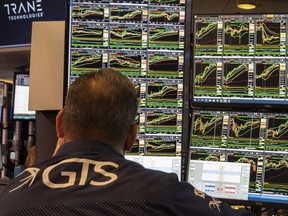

left=189, top=107, right=288, bottom=208
left=191, top=13, right=288, bottom=110
left=66, top=0, right=192, bottom=181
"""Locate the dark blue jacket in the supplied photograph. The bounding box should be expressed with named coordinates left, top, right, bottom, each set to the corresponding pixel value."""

left=0, top=140, right=252, bottom=216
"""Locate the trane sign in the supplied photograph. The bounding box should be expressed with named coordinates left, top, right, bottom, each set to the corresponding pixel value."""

left=3, top=0, right=44, bottom=21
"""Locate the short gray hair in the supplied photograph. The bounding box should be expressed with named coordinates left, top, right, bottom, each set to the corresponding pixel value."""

left=62, top=68, right=138, bottom=144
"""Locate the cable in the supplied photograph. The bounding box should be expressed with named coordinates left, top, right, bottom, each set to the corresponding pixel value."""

left=221, top=0, right=232, bottom=14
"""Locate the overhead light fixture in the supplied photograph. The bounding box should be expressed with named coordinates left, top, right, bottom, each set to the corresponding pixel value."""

left=237, top=3, right=256, bottom=9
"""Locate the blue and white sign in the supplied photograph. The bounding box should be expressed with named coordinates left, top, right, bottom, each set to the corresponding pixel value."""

left=0, top=0, right=67, bottom=47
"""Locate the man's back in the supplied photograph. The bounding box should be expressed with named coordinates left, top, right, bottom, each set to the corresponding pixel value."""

left=0, top=140, right=251, bottom=216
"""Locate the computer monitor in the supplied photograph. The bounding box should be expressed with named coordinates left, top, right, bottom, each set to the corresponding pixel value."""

left=12, top=73, right=36, bottom=120
left=189, top=160, right=250, bottom=200
left=67, top=0, right=191, bottom=178
left=190, top=109, right=288, bottom=207
left=192, top=14, right=288, bottom=109
left=125, top=155, right=181, bottom=178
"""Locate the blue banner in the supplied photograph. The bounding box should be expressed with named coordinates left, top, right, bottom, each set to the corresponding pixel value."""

left=0, top=0, right=67, bottom=47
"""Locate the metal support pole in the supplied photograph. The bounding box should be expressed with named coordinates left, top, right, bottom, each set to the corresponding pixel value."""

left=1, top=83, right=9, bottom=178
left=27, top=121, right=35, bottom=151
left=12, top=121, right=22, bottom=167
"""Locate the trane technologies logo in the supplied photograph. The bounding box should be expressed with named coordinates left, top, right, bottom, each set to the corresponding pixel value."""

left=4, top=0, right=44, bottom=21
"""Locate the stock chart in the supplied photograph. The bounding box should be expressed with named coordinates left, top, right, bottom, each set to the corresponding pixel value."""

left=195, top=21, right=219, bottom=56
left=256, top=21, right=283, bottom=56
left=191, top=14, right=288, bottom=206
left=192, top=14, right=288, bottom=106
left=191, top=109, right=288, bottom=204
left=223, top=20, right=253, bottom=56
left=191, top=111, right=224, bottom=148
left=69, top=0, right=185, bottom=160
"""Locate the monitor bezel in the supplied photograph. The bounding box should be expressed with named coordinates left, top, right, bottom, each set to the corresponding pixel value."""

left=189, top=107, right=288, bottom=208
left=191, top=13, right=288, bottom=110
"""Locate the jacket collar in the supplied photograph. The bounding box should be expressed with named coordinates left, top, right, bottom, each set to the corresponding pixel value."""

left=55, top=140, right=124, bottom=158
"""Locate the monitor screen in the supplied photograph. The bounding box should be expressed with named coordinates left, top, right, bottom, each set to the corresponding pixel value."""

left=188, top=160, right=250, bottom=200
left=192, top=14, right=288, bottom=108
left=126, top=155, right=181, bottom=178
left=190, top=109, right=288, bottom=206
left=13, top=73, right=36, bottom=120
left=68, top=0, right=190, bottom=176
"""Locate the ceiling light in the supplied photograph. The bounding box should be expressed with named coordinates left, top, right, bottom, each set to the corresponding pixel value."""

left=237, top=3, right=256, bottom=10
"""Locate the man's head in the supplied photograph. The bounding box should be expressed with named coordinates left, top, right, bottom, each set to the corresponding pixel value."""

left=56, top=68, right=138, bottom=153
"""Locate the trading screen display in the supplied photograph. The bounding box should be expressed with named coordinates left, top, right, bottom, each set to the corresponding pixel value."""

left=69, top=0, right=186, bottom=175
left=190, top=109, right=288, bottom=204
left=189, top=160, right=250, bottom=200
left=13, top=74, right=36, bottom=120
left=192, top=14, right=288, bottom=107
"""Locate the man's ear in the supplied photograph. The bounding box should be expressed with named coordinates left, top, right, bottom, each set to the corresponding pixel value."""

left=56, top=110, right=64, bottom=138
left=124, top=123, right=137, bottom=152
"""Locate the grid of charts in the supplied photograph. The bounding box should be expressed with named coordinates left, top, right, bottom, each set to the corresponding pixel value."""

left=191, top=14, right=288, bottom=204
left=69, top=0, right=186, bottom=158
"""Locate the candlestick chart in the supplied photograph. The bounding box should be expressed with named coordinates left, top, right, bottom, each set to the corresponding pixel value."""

left=147, top=83, right=179, bottom=108
left=228, top=114, right=261, bottom=149
left=191, top=112, right=224, bottom=147
left=191, top=149, right=223, bottom=161
left=263, top=155, right=288, bottom=195
left=195, top=21, right=218, bottom=55
left=149, top=9, right=180, bottom=23
left=256, top=21, right=281, bottom=56
left=72, top=4, right=106, bottom=21
left=146, top=138, right=176, bottom=155
left=72, top=24, right=107, bottom=48
left=146, top=111, right=180, bottom=134
left=109, top=53, right=143, bottom=77
left=71, top=51, right=106, bottom=75
left=110, top=7, right=143, bottom=22
left=148, top=53, right=182, bottom=78
left=224, top=21, right=250, bottom=55
left=266, top=115, right=288, bottom=151
left=110, top=26, right=143, bottom=48
left=194, top=61, right=218, bottom=96
left=223, top=62, right=249, bottom=97
left=255, top=62, right=281, bottom=98
left=148, top=27, right=183, bottom=49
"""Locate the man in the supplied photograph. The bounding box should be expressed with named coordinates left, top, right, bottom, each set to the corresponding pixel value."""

left=0, top=68, right=252, bottom=215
